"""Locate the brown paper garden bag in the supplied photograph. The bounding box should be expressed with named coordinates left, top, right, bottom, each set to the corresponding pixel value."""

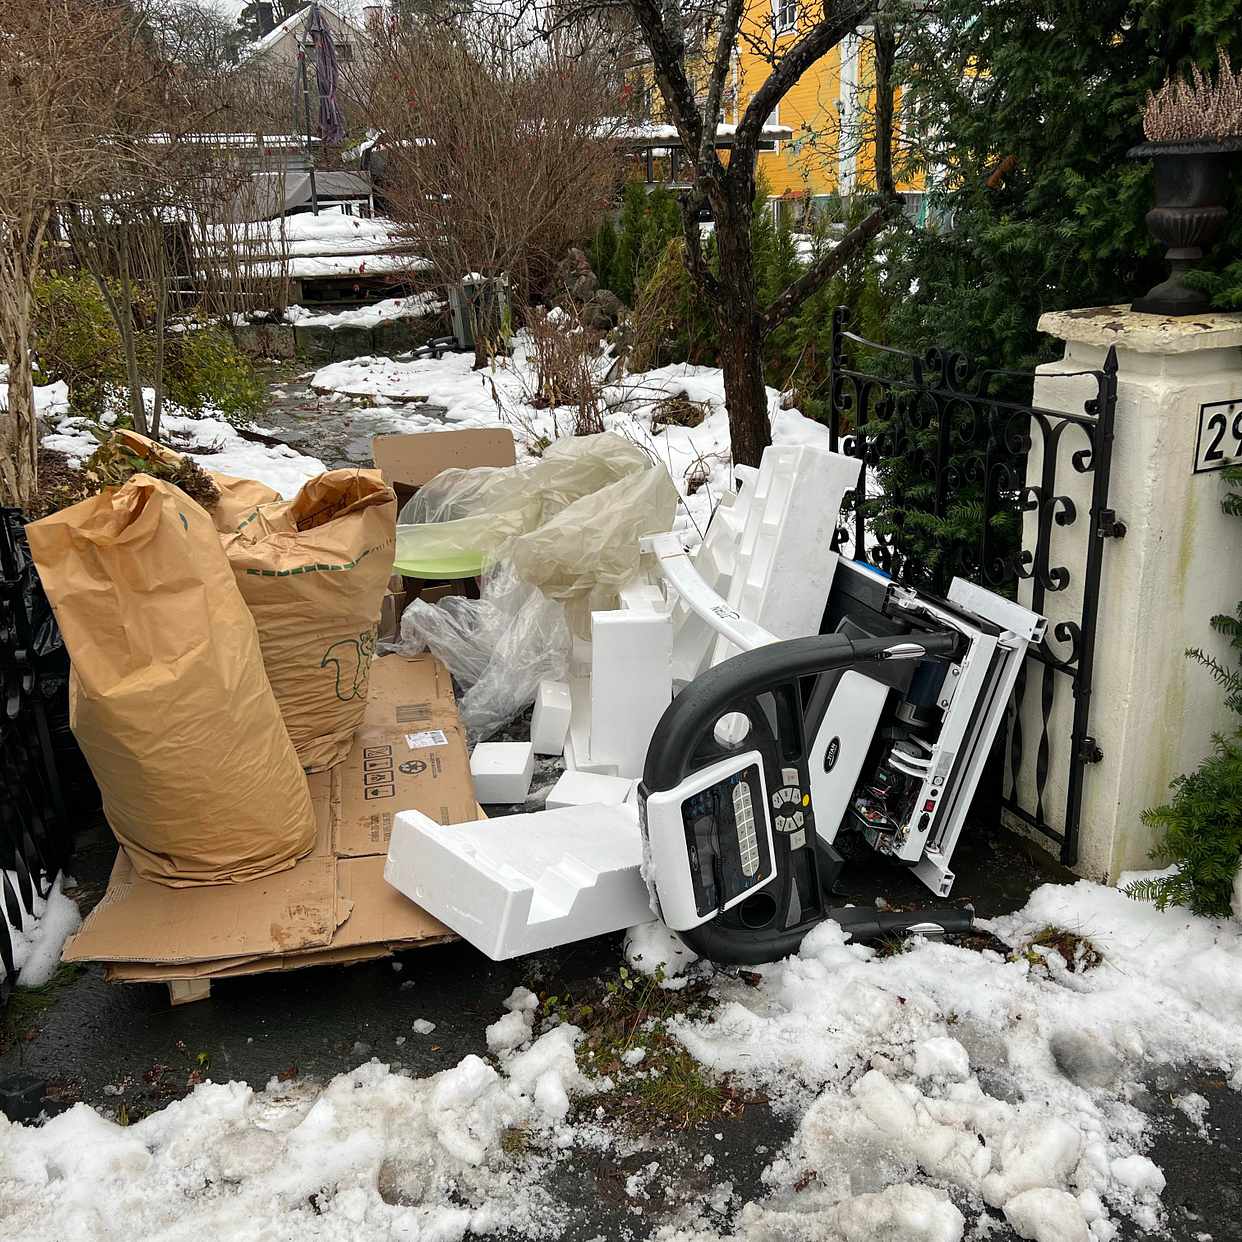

left=26, top=475, right=317, bottom=886
left=222, top=469, right=397, bottom=772
left=108, top=429, right=280, bottom=532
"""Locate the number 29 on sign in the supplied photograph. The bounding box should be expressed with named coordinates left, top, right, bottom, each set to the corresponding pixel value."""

left=1195, top=399, right=1242, bottom=473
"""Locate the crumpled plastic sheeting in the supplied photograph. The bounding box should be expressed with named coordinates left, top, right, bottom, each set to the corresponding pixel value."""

left=398, top=565, right=571, bottom=742
left=395, top=432, right=667, bottom=573
left=394, top=433, right=677, bottom=736
left=507, top=462, right=677, bottom=634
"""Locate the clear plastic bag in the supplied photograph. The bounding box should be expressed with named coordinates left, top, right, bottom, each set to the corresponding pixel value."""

left=398, top=565, right=571, bottom=741
left=393, top=433, right=678, bottom=736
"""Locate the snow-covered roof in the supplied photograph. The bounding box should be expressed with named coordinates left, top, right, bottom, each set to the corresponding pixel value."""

left=611, top=120, right=795, bottom=147
left=246, top=2, right=365, bottom=61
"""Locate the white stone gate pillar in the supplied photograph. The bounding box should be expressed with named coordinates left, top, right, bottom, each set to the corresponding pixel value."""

left=1012, top=307, right=1242, bottom=882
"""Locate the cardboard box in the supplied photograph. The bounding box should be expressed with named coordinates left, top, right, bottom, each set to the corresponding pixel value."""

left=65, top=655, right=473, bottom=989
left=372, top=428, right=516, bottom=506
left=377, top=590, right=408, bottom=643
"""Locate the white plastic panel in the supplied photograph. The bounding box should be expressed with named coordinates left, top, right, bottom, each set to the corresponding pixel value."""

left=806, top=671, right=890, bottom=844
left=386, top=805, right=653, bottom=960
left=641, top=749, right=773, bottom=931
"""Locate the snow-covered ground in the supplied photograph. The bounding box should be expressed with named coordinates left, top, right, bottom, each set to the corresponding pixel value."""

left=284, top=293, right=445, bottom=331
left=43, top=400, right=325, bottom=500
left=309, top=337, right=828, bottom=540
left=2, top=883, right=1238, bottom=1242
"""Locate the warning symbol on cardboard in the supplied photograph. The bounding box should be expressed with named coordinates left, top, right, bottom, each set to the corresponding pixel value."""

left=364, top=784, right=396, bottom=800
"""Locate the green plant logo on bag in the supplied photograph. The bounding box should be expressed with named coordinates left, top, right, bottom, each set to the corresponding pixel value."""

left=321, top=629, right=377, bottom=702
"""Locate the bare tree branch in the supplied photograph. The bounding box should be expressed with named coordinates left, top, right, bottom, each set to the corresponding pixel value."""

left=697, top=0, right=746, bottom=168
left=761, top=201, right=897, bottom=333
left=735, top=1, right=871, bottom=158
left=628, top=0, right=705, bottom=156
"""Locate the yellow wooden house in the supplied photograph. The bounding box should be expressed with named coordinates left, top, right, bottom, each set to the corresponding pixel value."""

left=630, top=5, right=924, bottom=228
left=733, top=5, right=924, bottom=226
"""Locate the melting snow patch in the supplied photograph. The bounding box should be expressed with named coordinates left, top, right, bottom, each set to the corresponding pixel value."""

left=662, top=880, right=1242, bottom=1240
left=0, top=1018, right=587, bottom=1242
left=1, top=873, right=80, bottom=987
left=1, top=879, right=1235, bottom=1242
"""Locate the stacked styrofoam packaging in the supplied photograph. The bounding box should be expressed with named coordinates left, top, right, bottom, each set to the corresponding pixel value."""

left=387, top=443, right=861, bottom=960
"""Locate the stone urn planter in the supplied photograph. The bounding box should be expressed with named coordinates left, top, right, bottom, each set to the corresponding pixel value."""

left=1128, top=137, right=1242, bottom=316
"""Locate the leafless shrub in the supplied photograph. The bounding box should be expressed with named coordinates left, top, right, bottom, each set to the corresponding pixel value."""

left=524, top=306, right=607, bottom=435
left=0, top=0, right=170, bottom=508
left=1144, top=48, right=1242, bottom=142
left=359, top=12, right=627, bottom=366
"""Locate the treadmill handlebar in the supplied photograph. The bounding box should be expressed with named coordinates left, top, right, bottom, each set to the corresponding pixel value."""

left=642, top=630, right=962, bottom=793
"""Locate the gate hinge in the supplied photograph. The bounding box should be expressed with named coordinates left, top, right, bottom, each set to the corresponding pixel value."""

left=1077, top=735, right=1104, bottom=764
left=1097, top=509, right=1126, bottom=539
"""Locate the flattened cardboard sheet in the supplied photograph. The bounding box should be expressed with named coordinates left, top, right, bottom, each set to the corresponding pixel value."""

left=66, top=655, right=473, bottom=981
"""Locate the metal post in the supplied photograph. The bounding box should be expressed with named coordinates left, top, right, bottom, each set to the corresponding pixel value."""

left=298, top=47, right=319, bottom=216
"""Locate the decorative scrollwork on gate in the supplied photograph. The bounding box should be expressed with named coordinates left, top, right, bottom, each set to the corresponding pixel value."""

left=828, top=307, right=1121, bottom=865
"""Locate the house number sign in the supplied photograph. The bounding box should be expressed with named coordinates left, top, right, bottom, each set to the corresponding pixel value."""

left=1195, top=399, right=1242, bottom=473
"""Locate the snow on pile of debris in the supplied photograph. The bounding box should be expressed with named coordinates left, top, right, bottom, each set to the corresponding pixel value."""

left=0, top=874, right=80, bottom=988
left=41, top=396, right=325, bottom=500
left=660, top=879, right=1242, bottom=1242
left=0, top=995, right=589, bottom=1242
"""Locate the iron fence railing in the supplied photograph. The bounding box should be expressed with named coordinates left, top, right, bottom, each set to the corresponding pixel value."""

left=827, top=308, right=1124, bottom=865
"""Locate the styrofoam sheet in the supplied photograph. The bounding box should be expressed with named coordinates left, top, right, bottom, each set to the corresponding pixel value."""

left=385, top=805, right=654, bottom=959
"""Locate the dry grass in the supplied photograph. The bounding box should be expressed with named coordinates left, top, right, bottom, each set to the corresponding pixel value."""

left=538, top=967, right=760, bottom=1135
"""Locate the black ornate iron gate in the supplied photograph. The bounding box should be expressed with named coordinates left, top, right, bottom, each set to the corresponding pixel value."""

left=826, top=308, right=1124, bottom=865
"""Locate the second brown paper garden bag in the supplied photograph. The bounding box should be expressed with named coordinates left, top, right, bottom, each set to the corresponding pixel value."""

left=222, top=469, right=397, bottom=772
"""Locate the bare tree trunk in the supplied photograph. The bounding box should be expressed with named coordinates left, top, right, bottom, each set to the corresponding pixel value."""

left=0, top=279, right=39, bottom=509
left=115, top=227, right=149, bottom=437
left=147, top=220, right=168, bottom=441
left=713, top=181, right=771, bottom=469
left=0, top=239, right=44, bottom=510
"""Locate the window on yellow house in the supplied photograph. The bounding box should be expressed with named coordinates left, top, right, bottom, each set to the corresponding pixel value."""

left=773, top=0, right=797, bottom=35
left=765, top=102, right=781, bottom=152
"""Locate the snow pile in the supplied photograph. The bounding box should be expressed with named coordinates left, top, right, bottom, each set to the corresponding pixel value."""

left=0, top=1002, right=590, bottom=1242
left=285, top=292, right=445, bottom=331
left=310, top=342, right=830, bottom=539
left=0, top=377, right=69, bottom=420
left=662, top=880, right=1242, bottom=1241
left=1, top=874, right=80, bottom=988
left=624, top=919, right=701, bottom=981
left=43, top=399, right=325, bottom=500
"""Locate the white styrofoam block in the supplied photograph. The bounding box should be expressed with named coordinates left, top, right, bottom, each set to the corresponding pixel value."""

left=710, top=445, right=861, bottom=667
left=619, top=578, right=668, bottom=614
left=385, top=805, right=654, bottom=959
left=564, top=678, right=618, bottom=776
left=546, top=769, right=636, bottom=809
left=530, top=680, right=571, bottom=756
left=669, top=481, right=753, bottom=684
left=570, top=637, right=593, bottom=679
left=469, top=741, right=535, bottom=804
left=590, top=611, right=673, bottom=780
